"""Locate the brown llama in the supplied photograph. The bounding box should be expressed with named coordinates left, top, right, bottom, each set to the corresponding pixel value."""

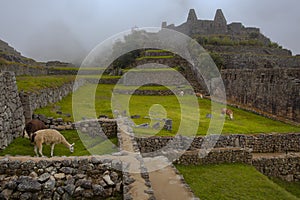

left=23, top=119, right=46, bottom=139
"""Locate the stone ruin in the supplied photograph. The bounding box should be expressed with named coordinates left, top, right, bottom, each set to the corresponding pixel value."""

left=162, top=9, right=271, bottom=45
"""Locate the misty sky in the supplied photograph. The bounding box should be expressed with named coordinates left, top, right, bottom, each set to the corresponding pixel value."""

left=0, top=0, right=299, bottom=64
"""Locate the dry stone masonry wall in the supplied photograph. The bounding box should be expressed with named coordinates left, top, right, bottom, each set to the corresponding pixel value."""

left=136, top=133, right=300, bottom=154
left=222, top=68, right=300, bottom=123
left=0, top=72, right=24, bottom=150
left=75, top=119, right=118, bottom=139
left=252, top=153, right=300, bottom=182
left=19, top=79, right=86, bottom=122
left=136, top=133, right=300, bottom=182
left=0, top=157, right=123, bottom=200
left=0, top=65, right=48, bottom=76
left=174, top=148, right=253, bottom=165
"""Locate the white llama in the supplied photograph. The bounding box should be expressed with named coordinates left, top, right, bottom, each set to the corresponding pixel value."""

left=32, top=129, right=74, bottom=157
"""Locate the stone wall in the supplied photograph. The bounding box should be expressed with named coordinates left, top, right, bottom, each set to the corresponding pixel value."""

left=48, top=69, right=107, bottom=76
left=19, top=79, right=86, bottom=122
left=0, top=72, right=25, bottom=150
left=113, top=88, right=194, bottom=96
left=75, top=119, right=118, bottom=139
left=222, top=68, right=300, bottom=123
left=0, top=64, right=48, bottom=76
left=252, top=153, right=300, bottom=182
left=136, top=134, right=300, bottom=182
left=220, top=53, right=300, bottom=69
left=130, top=57, right=204, bottom=92
left=174, top=148, right=253, bottom=165
left=86, top=78, right=120, bottom=85
left=31, top=115, right=118, bottom=139
left=135, top=133, right=300, bottom=154
left=0, top=156, right=123, bottom=199
left=123, top=70, right=188, bottom=86
left=204, top=45, right=292, bottom=57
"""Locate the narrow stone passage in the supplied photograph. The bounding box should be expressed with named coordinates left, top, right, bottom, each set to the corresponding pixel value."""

left=117, top=117, right=154, bottom=200
left=117, top=116, right=198, bottom=200
left=145, top=157, right=198, bottom=200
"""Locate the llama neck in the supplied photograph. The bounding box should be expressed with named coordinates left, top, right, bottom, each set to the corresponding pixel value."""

left=61, top=138, right=71, bottom=148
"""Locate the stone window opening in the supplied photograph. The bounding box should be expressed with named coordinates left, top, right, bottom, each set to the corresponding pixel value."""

left=270, top=75, right=274, bottom=83
left=261, top=74, right=265, bottom=83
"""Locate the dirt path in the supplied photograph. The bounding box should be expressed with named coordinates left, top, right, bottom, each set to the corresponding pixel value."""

left=118, top=127, right=152, bottom=200
left=117, top=117, right=198, bottom=200
left=145, top=157, right=197, bottom=200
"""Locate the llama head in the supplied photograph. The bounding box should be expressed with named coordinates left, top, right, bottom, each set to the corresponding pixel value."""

left=70, top=143, right=75, bottom=153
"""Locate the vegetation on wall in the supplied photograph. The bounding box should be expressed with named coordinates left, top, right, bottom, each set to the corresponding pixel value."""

left=209, top=52, right=224, bottom=70
left=194, top=35, right=276, bottom=47
left=16, top=75, right=75, bottom=93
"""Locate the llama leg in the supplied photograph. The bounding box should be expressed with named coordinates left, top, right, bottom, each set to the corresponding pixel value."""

left=38, top=144, right=44, bottom=157
left=34, top=145, right=38, bottom=157
left=51, top=144, right=55, bottom=157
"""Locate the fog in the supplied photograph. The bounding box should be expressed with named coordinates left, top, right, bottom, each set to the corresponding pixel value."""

left=0, top=0, right=299, bottom=64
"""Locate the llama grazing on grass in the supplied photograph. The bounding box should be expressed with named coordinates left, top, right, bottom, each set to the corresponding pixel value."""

left=23, top=119, right=46, bottom=139
left=195, top=92, right=203, bottom=99
left=221, top=108, right=234, bottom=120
left=32, top=129, right=74, bottom=157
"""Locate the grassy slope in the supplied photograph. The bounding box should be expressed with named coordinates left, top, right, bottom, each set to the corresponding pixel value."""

left=271, top=178, right=300, bottom=198
left=176, top=164, right=299, bottom=200
left=16, top=75, right=75, bottom=93
left=34, top=84, right=300, bottom=136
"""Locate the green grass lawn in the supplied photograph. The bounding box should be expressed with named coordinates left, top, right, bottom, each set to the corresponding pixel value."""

left=0, top=130, right=118, bottom=157
left=136, top=55, right=174, bottom=61
left=176, top=164, right=299, bottom=200
left=16, top=75, right=76, bottom=93
left=35, top=84, right=300, bottom=136
left=270, top=177, right=300, bottom=198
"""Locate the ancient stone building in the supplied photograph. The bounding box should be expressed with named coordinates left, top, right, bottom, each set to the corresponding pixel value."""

left=162, top=9, right=271, bottom=45
left=160, top=9, right=300, bottom=123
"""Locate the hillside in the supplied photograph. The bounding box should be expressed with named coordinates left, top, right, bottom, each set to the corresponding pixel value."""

left=0, top=39, right=35, bottom=64
left=0, top=38, right=78, bottom=76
